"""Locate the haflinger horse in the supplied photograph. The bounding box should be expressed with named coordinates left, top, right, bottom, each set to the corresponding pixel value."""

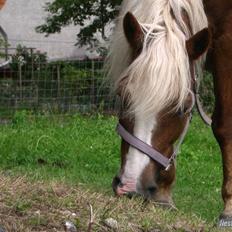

left=106, top=0, right=232, bottom=220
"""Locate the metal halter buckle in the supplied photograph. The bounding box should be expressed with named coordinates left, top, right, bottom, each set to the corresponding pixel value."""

left=165, top=163, right=172, bottom=171
left=165, top=156, right=175, bottom=171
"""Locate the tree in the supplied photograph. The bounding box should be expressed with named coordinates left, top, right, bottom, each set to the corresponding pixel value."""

left=36, top=0, right=122, bottom=53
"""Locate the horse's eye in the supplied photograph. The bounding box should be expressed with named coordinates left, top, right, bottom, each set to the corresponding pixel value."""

left=177, top=106, right=189, bottom=117
left=177, top=104, right=192, bottom=117
left=177, top=109, right=184, bottom=117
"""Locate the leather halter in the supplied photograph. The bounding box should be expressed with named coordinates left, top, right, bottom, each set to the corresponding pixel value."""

left=116, top=65, right=212, bottom=171
left=116, top=94, right=194, bottom=171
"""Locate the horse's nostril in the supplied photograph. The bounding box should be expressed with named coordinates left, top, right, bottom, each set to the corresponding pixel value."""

left=112, top=176, right=123, bottom=193
left=147, top=186, right=157, bottom=195
left=113, top=176, right=121, bottom=186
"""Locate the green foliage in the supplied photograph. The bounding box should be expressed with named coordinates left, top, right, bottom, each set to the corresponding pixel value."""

left=45, top=61, right=112, bottom=112
left=36, top=0, right=122, bottom=50
left=12, top=110, right=30, bottom=125
left=200, top=72, right=215, bottom=113
left=0, top=58, right=113, bottom=115
left=0, top=37, right=4, bottom=47
left=10, top=45, right=47, bottom=73
left=0, top=35, right=8, bottom=58
left=61, top=63, right=92, bottom=81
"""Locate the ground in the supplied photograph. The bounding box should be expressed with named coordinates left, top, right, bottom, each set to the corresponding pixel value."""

left=0, top=112, right=225, bottom=231
left=0, top=173, right=221, bottom=231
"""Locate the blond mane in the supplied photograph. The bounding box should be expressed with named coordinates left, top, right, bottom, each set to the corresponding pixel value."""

left=106, top=0, right=208, bottom=117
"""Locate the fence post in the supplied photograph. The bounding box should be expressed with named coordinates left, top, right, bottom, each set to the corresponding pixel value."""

left=91, top=60, right=95, bottom=106
left=30, top=48, right=34, bottom=80
left=57, top=64, right=61, bottom=110
left=18, top=63, right=22, bottom=102
left=30, top=48, right=38, bottom=107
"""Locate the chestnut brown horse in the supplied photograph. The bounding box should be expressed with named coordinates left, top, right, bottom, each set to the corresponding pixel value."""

left=204, top=0, right=232, bottom=219
left=106, top=0, right=232, bottom=220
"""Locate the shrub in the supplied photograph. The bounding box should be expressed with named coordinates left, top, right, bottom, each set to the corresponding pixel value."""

left=10, top=44, right=48, bottom=80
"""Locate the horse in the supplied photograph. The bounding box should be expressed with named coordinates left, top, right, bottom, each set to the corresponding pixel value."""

left=106, top=0, right=232, bottom=220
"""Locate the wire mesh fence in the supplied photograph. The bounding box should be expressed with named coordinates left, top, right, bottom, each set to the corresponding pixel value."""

left=0, top=46, right=214, bottom=120
left=0, top=48, right=118, bottom=118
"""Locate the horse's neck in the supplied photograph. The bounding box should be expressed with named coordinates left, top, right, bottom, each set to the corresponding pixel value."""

left=203, top=0, right=232, bottom=25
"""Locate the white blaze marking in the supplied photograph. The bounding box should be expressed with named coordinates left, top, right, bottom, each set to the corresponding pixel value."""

left=121, top=115, right=157, bottom=188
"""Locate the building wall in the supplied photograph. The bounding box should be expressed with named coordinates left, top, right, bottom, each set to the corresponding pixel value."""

left=0, top=0, right=93, bottom=60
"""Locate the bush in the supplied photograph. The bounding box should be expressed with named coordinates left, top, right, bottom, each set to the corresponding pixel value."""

left=10, top=44, right=48, bottom=80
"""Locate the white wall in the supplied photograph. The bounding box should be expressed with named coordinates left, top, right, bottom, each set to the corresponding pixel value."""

left=0, top=0, right=93, bottom=60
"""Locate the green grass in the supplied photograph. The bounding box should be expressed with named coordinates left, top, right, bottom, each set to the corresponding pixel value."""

left=0, top=111, right=223, bottom=224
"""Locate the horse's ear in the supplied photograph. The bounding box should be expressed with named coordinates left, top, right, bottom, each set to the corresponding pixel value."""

left=123, top=12, right=143, bottom=50
left=186, top=28, right=211, bottom=60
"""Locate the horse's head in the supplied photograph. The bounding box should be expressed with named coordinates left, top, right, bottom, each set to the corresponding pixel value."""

left=112, top=12, right=211, bottom=204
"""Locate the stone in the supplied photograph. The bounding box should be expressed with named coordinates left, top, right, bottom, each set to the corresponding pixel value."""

left=104, top=218, right=118, bottom=229
left=64, top=221, right=77, bottom=232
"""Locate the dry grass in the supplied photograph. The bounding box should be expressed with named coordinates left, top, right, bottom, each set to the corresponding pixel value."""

left=0, top=173, right=222, bottom=232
